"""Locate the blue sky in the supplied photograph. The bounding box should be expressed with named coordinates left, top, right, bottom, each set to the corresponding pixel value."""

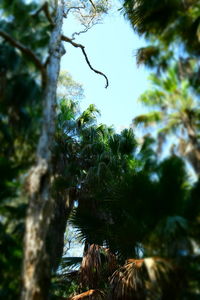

left=61, top=3, right=149, bottom=132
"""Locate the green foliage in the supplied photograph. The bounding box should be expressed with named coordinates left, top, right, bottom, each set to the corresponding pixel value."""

left=123, top=0, right=200, bottom=54
left=123, top=0, right=200, bottom=95
left=56, top=104, right=200, bottom=297
left=69, top=132, right=191, bottom=259
left=133, top=65, right=200, bottom=174
left=0, top=0, right=51, bottom=57
left=1, top=1, right=200, bottom=299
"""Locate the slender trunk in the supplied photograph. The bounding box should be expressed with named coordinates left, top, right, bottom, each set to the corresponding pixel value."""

left=48, top=189, right=75, bottom=272
left=21, top=1, right=65, bottom=299
left=184, top=118, right=200, bottom=174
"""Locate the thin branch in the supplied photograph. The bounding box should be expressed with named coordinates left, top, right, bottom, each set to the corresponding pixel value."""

left=89, top=0, right=96, bottom=10
left=0, top=30, right=46, bottom=87
left=43, top=2, right=55, bottom=26
left=71, top=25, right=93, bottom=40
left=64, top=5, right=86, bottom=18
left=70, top=5, right=100, bottom=40
left=61, top=35, right=109, bottom=88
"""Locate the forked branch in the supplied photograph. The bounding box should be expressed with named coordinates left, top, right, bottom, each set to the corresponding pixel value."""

left=71, top=24, right=95, bottom=40
left=61, top=35, right=109, bottom=88
left=64, top=5, right=86, bottom=18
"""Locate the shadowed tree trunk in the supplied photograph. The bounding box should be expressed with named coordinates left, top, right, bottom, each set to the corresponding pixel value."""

left=21, top=1, right=65, bottom=299
left=182, top=114, right=200, bottom=175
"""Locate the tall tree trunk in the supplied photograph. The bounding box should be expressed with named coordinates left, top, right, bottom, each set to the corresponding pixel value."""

left=184, top=118, right=200, bottom=175
left=21, top=1, right=65, bottom=299
left=48, top=189, right=75, bottom=272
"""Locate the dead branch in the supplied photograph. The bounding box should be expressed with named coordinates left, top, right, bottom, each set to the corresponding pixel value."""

left=64, top=5, right=86, bottom=18
left=89, top=0, right=96, bottom=10
left=71, top=12, right=99, bottom=40
left=71, top=25, right=93, bottom=40
left=0, top=30, right=46, bottom=87
left=61, top=35, right=109, bottom=88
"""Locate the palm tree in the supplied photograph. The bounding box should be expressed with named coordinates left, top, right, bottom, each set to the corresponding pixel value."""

left=123, top=0, right=200, bottom=63
left=133, top=66, right=200, bottom=174
left=123, top=0, right=200, bottom=92
left=58, top=247, right=183, bottom=300
left=54, top=124, right=200, bottom=299
left=109, top=257, right=181, bottom=300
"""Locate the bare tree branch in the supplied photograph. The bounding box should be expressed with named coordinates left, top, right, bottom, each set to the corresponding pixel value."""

left=89, top=0, right=96, bottom=10
left=71, top=12, right=99, bottom=40
left=64, top=5, right=86, bottom=18
left=0, top=30, right=47, bottom=87
left=61, top=35, right=109, bottom=88
left=71, top=25, right=93, bottom=40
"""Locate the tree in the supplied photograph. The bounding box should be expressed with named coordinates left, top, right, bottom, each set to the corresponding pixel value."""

left=2, top=1, right=200, bottom=299
left=123, top=0, right=200, bottom=71
left=51, top=2, right=200, bottom=298
left=0, top=1, right=46, bottom=298
left=59, top=123, right=200, bottom=298
left=20, top=2, right=65, bottom=298
left=0, top=1, right=110, bottom=298
left=133, top=66, right=200, bottom=174
left=65, top=154, right=197, bottom=298
left=47, top=106, right=200, bottom=298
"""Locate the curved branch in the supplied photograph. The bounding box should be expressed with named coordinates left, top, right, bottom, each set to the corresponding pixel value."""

left=61, top=35, right=109, bottom=88
left=64, top=5, right=86, bottom=18
left=89, top=0, right=96, bottom=10
left=0, top=30, right=46, bottom=87
left=71, top=26, right=93, bottom=40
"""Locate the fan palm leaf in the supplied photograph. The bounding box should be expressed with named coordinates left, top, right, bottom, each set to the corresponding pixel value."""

left=109, top=259, right=146, bottom=300
left=79, top=244, right=117, bottom=289
left=109, top=257, right=179, bottom=300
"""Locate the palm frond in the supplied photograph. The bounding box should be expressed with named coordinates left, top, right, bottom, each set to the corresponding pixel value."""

left=109, top=257, right=179, bottom=300
left=77, top=104, right=100, bottom=128
left=152, top=216, right=192, bottom=257
left=109, top=260, right=146, bottom=300
left=138, top=89, right=165, bottom=107
left=80, top=244, right=101, bottom=288
left=67, top=289, right=105, bottom=300
left=79, top=244, right=117, bottom=289
left=60, top=257, right=83, bottom=269
left=136, top=46, right=160, bottom=67
left=133, top=111, right=163, bottom=127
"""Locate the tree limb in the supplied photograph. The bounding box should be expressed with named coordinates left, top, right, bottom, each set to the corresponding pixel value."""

left=43, top=1, right=55, bottom=26
left=89, top=0, right=96, bottom=10
left=0, top=30, right=47, bottom=87
left=61, top=35, right=109, bottom=88
left=64, top=5, right=86, bottom=18
left=71, top=25, right=93, bottom=40
left=71, top=13, right=99, bottom=40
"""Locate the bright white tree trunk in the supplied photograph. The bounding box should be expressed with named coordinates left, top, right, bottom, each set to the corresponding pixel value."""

left=21, top=1, right=65, bottom=299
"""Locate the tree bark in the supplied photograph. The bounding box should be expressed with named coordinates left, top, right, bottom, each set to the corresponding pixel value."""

left=184, top=116, right=200, bottom=175
left=21, top=1, right=65, bottom=299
